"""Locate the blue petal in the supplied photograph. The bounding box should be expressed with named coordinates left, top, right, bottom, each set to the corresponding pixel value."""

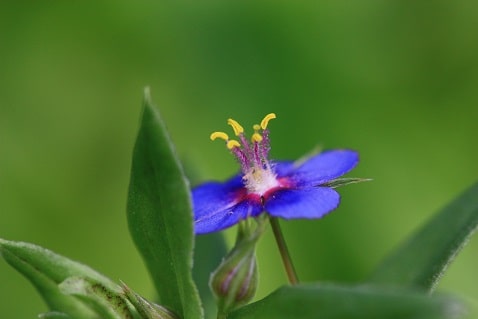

left=271, top=160, right=295, bottom=177
left=194, top=199, right=263, bottom=234
left=265, top=187, right=340, bottom=219
left=192, top=175, right=242, bottom=222
left=288, top=150, right=359, bottom=187
left=193, top=175, right=243, bottom=215
left=192, top=175, right=262, bottom=234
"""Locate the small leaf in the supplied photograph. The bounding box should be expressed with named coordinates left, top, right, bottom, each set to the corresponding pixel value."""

left=369, top=182, right=478, bottom=290
left=322, top=177, right=372, bottom=188
left=121, top=282, right=178, bottom=319
left=0, top=238, right=119, bottom=319
left=127, top=87, right=202, bottom=319
left=229, top=284, right=466, bottom=319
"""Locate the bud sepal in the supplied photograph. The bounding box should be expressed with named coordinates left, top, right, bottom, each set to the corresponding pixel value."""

left=209, top=215, right=267, bottom=316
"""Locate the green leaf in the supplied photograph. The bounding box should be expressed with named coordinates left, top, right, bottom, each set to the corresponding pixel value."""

left=127, top=87, right=202, bottom=319
left=369, top=182, right=478, bottom=290
left=59, top=277, right=139, bottom=319
left=0, top=238, right=119, bottom=319
left=321, top=177, right=372, bottom=188
left=229, top=284, right=466, bottom=319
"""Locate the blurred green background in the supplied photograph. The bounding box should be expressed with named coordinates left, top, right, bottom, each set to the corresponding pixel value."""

left=1, top=1, right=477, bottom=318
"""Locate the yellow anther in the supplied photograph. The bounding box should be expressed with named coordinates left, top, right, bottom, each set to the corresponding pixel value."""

left=252, top=124, right=263, bottom=142
left=260, top=113, right=276, bottom=130
left=252, top=133, right=263, bottom=143
left=227, top=118, right=244, bottom=136
left=227, top=140, right=241, bottom=149
left=210, top=131, right=229, bottom=141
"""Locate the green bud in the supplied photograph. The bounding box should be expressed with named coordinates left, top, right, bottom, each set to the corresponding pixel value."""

left=210, top=249, right=258, bottom=313
left=210, top=216, right=267, bottom=315
left=121, top=282, right=179, bottom=319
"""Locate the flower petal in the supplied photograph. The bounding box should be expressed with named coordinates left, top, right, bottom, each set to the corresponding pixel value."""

left=194, top=199, right=263, bottom=234
left=289, top=150, right=359, bottom=187
left=265, top=187, right=340, bottom=219
left=193, top=175, right=242, bottom=214
left=192, top=175, right=263, bottom=234
left=271, top=160, right=295, bottom=177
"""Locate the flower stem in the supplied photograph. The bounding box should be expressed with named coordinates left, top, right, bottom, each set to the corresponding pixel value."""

left=269, top=217, right=299, bottom=285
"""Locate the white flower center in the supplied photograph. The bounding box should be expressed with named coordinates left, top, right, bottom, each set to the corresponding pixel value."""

left=243, top=167, right=279, bottom=196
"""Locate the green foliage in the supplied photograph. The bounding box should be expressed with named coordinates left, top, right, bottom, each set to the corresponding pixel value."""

left=1, top=90, right=477, bottom=319
left=229, top=284, right=465, bottom=319
left=126, top=88, right=202, bottom=319
left=59, top=277, right=139, bottom=319
left=122, top=282, right=179, bottom=319
left=1, top=2, right=478, bottom=317
left=369, top=182, right=478, bottom=290
left=0, top=239, right=133, bottom=319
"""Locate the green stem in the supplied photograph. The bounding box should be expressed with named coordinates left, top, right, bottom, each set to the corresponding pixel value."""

left=269, top=217, right=299, bottom=285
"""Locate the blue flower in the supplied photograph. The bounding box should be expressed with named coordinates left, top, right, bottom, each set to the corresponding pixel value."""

left=193, top=113, right=359, bottom=234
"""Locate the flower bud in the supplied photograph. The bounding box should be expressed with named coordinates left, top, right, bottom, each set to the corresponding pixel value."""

left=209, top=217, right=266, bottom=314
left=210, top=249, right=258, bottom=313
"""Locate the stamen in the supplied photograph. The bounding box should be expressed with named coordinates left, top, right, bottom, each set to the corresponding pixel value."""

left=210, top=113, right=276, bottom=182
left=253, top=140, right=261, bottom=165
left=260, top=129, right=271, bottom=164
left=227, top=118, right=244, bottom=136
left=260, top=113, right=276, bottom=130
left=231, top=147, right=249, bottom=173
left=251, top=124, right=263, bottom=142
left=252, top=133, right=263, bottom=143
left=210, top=131, right=229, bottom=141
left=227, top=140, right=241, bottom=149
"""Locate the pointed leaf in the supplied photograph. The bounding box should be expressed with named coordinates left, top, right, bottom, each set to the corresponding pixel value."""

left=121, top=282, right=179, bottom=319
left=127, top=88, right=202, bottom=319
left=321, top=177, right=372, bottom=188
left=0, top=238, right=118, bottom=319
left=229, top=284, right=466, bottom=319
left=369, top=182, right=478, bottom=290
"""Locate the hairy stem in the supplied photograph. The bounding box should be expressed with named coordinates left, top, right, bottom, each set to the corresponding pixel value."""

left=269, top=217, right=299, bottom=285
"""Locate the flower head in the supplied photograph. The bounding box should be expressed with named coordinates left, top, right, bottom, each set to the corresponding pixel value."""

left=193, top=113, right=359, bottom=234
